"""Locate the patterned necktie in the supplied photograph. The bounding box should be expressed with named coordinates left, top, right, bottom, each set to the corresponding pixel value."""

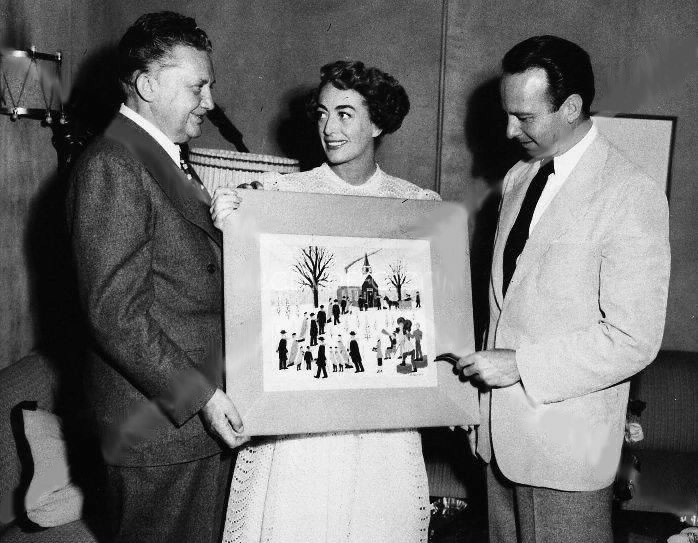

left=502, top=159, right=554, bottom=297
left=178, top=147, right=211, bottom=203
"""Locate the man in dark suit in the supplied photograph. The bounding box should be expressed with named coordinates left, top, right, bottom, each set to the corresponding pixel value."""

left=309, top=313, right=318, bottom=346
left=341, top=295, right=348, bottom=314
left=317, top=305, right=327, bottom=335
left=349, top=331, right=364, bottom=372
left=314, top=338, right=328, bottom=379
left=332, top=299, right=341, bottom=324
left=66, top=12, right=247, bottom=543
left=277, top=330, right=288, bottom=370
left=442, top=36, right=669, bottom=543
left=304, top=346, right=314, bottom=370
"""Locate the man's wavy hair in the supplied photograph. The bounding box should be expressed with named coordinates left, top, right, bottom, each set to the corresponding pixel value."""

left=307, top=60, right=410, bottom=135
left=117, top=11, right=212, bottom=93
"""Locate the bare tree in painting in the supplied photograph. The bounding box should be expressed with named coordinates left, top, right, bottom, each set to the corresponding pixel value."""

left=293, top=246, right=334, bottom=308
left=386, top=260, right=411, bottom=301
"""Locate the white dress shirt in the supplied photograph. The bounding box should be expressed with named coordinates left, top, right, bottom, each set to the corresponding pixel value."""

left=119, top=104, right=181, bottom=166
left=529, top=123, right=598, bottom=234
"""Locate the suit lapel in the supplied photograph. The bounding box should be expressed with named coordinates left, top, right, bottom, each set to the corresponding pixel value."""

left=105, top=114, right=222, bottom=248
left=495, top=135, right=610, bottom=304
left=491, top=162, right=537, bottom=309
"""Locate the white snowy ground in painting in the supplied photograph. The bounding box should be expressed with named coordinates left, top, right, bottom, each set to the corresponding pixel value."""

left=260, top=233, right=437, bottom=392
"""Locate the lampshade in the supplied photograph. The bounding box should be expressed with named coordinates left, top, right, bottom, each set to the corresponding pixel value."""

left=0, top=46, right=64, bottom=124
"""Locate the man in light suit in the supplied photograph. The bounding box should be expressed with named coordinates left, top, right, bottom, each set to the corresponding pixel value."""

left=447, top=36, right=670, bottom=542
left=67, top=12, right=247, bottom=543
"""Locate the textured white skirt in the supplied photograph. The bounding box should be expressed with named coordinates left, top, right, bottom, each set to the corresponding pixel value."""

left=223, top=430, right=429, bottom=543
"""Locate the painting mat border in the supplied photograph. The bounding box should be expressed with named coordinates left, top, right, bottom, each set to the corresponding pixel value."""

left=223, top=190, right=479, bottom=436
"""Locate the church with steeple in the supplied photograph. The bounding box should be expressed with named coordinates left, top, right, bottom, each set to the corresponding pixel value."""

left=336, top=252, right=382, bottom=310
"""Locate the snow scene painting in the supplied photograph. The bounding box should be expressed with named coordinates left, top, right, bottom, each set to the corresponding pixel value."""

left=259, top=233, right=437, bottom=392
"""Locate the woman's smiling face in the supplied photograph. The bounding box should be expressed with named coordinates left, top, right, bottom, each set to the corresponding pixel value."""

left=315, top=84, right=382, bottom=167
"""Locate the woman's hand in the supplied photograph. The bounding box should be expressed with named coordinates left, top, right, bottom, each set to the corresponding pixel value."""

left=210, top=187, right=242, bottom=230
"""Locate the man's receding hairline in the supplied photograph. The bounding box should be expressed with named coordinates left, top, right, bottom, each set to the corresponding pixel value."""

left=146, top=45, right=211, bottom=77
left=502, top=68, right=559, bottom=113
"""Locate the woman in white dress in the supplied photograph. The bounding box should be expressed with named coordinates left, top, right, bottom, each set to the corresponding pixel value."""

left=336, top=333, right=351, bottom=368
left=212, top=60, right=439, bottom=543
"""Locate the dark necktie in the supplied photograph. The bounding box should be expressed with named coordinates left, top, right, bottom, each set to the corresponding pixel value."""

left=178, top=147, right=211, bottom=203
left=502, top=159, right=554, bottom=297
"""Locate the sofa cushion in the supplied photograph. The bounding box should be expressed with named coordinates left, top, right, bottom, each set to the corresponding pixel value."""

left=22, top=409, right=84, bottom=527
left=0, top=354, right=58, bottom=527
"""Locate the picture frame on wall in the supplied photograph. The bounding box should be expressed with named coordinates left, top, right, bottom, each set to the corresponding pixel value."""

left=223, top=190, right=479, bottom=436
left=591, top=113, right=677, bottom=196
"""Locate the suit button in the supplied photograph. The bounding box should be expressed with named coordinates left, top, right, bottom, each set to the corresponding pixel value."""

left=206, top=263, right=216, bottom=274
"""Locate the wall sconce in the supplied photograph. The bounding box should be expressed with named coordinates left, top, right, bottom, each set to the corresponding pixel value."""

left=0, top=46, right=66, bottom=125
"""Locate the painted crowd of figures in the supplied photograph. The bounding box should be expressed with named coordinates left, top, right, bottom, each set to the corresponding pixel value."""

left=275, top=297, right=428, bottom=379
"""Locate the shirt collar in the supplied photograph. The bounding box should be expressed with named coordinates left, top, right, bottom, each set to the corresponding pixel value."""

left=119, top=104, right=181, bottom=166
left=552, top=122, right=598, bottom=181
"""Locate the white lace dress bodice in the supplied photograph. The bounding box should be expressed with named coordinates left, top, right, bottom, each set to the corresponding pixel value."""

left=222, top=164, right=439, bottom=543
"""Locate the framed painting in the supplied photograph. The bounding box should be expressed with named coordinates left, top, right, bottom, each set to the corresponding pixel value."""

left=223, top=190, right=479, bottom=436
left=591, top=113, right=676, bottom=196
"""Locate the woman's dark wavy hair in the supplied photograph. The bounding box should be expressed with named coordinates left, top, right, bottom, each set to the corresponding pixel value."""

left=117, top=11, right=212, bottom=92
left=307, top=60, right=410, bottom=134
left=502, top=35, right=595, bottom=117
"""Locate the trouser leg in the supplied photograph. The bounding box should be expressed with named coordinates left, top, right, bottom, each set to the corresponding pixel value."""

left=517, top=482, right=613, bottom=543
left=486, top=461, right=519, bottom=543
left=487, top=457, right=613, bottom=543
left=106, top=452, right=231, bottom=543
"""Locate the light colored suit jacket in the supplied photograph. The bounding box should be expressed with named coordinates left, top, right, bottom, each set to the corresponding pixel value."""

left=479, top=133, right=670, bottom=491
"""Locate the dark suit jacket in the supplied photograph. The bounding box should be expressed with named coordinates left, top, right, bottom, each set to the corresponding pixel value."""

left=317, top=311, right=327, bottom=325
left=316, top=345, right=327, bottom=366
left=349, top=340, right=361, bottom=362
left=277, top=338, right=287, bottom=356
left=67, top=113, right=223, bottom=466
